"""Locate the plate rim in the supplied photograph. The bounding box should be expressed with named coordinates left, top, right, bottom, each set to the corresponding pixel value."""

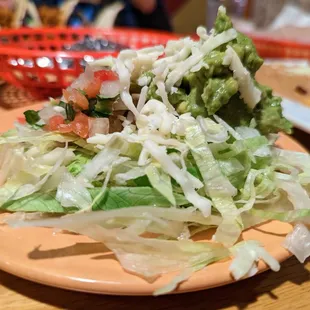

left=0, top=219, right=294, bottom=296
left=281, top=96, right=310, bottom=134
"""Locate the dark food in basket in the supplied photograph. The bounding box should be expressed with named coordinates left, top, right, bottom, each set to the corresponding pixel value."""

left=64, top=35, right=128, bottom=52
left=8, top=35, right=129, bottom=72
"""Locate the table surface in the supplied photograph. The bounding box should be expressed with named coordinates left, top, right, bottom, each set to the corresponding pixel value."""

left=0, top=258, right=309, bottom=310
left=0, top=102, right=309, bottom=310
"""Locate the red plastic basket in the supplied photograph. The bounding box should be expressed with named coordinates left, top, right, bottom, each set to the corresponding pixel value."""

left=249, top=34, right=310, bottom=59
left=0, top=28, right=178, bottom=99
left=189, top=32, right=310, bottom=60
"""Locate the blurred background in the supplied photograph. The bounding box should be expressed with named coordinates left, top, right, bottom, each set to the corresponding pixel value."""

left=1, top=0, right=310, bottom=147
left=1, top=1, right=310, bottom=34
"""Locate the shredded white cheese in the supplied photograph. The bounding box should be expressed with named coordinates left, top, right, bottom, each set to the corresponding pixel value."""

left=165, top=29, right=237, bottom=91
left=114, top=58, right=139, bottom=117
left=137, top=75, right=151, bottom=86
left=218, top=5, right=226, bottom=14
left=223, top=46, right=261, bottom=109
left=165, top=39, right=188, bottom=56
left=137, top=45, right=164, bottom=57
left=155, top=81, right=178, bottom=115
left=196, top=26, right=209, bottom=41
left=138, top=147, right=151, bottom=166
left=201, top=28, right=237, bottom=54
left=89, top=56, right=114, bottom=68
left=136, top=86, right=148, bottom=112
left=152, top=62, right=169, bottom=82
left=170, top=87, right=178, bottom=94
left=154, top=38, right=194, bottom=68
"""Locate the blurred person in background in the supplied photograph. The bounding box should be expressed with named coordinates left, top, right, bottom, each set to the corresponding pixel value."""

left=117, top=0, right=172, bottom=31
left=32, top=0, right=172, bottom=30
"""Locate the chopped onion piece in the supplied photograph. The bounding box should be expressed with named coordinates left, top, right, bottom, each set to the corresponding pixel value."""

left=88, top=118, right=109, bottom=137
left=100, top=80, right=120, bottom=98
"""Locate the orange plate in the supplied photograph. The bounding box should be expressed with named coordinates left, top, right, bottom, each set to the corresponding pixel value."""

left=0, top=105, right=306, bottom=295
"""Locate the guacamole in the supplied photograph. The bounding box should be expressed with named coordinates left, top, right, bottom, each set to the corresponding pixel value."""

left=145, top=8, right=292, bottom=134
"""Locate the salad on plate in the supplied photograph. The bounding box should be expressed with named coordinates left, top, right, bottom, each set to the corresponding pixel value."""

left=1, top=7, right=309, bottom=295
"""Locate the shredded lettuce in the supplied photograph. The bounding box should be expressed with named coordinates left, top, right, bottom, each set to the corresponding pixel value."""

left=1, top=188, right=190, bottom=213
left=114, top=166, right=145, bottom=185
left=250, top=208, right=310, bottom=224
left=229, top=240, right=280, bottom=280
left=79, top=138, right=121, bottom=182
left=145, top=164, right=176, bottom=205
left=277, top=180, right=310, bottom=210
left=283, top=224, right=310, bottom=263
left=144, top=140, right=212, bottom=216
left=67, top=152, right=91, bottom=176
left=56, top=171, right=92, bottom=210
left=12, top=145, right=68, bottom=201
left=0, top=132, right=76, bottom=145
left=1, top=191, right=75, bottom=213
left=185, top=122, right=241, bottom=246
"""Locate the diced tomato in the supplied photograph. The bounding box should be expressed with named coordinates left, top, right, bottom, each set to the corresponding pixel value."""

left=94, top=70, right=118, bottom=82
left=17, top=116, right=26, bottom=124
left=71, top=113, right=89, bottom=138
left=63, top=88, right=89, bottom=110
left=83, top=79, right=101, bottom=98
left=56, top=124, right=74, bottom=135
left=58, top=113, right=89, bottom=138
left=44, top=112, right=89, bottom=139
left=47, top=115, right=65, bottom=131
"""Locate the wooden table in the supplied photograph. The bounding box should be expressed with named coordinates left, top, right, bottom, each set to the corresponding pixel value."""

left=0, top=97, right=309, bottom=309
left=0, top=258, right=309, bottom=310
